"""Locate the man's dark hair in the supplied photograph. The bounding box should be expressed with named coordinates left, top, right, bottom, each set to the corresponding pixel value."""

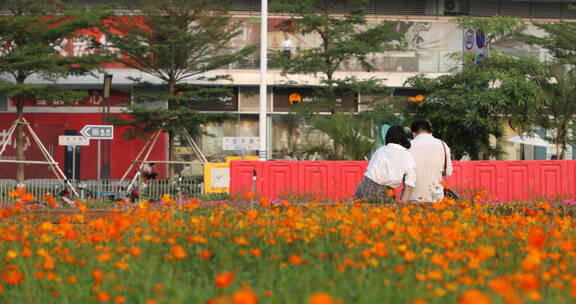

left=410, top=120, right=432, bottom=134
left=385, top=125, right=411, bottom=149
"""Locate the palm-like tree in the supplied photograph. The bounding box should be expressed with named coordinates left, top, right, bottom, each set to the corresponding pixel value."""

left=538, top=64, right=576, bottom=159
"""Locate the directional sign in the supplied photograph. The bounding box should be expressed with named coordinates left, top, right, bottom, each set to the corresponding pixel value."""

left=222, top=137, right=259, bottom=151
left=81, top=125, right=114, bottom=140
left=59, top=135, right=89, bottom=146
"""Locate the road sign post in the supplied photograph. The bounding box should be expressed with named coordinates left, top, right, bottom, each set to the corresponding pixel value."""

left=81, top=124, right=114, bottom=179
left=58, top=135, right=89, bottom=180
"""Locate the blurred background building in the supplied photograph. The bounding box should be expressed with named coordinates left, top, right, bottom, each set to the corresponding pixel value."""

left=1, top=0, right=573, bottom=179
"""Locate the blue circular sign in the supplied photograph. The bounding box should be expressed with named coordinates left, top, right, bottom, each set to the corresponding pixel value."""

left=476, top=32, right=486, bottom=49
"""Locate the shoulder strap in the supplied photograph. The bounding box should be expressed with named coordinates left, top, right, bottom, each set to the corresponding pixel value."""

left=440, top=140, right=447, bottom=178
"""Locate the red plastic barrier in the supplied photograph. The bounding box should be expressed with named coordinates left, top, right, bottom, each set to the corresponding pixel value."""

left=230, top=160, right=576, bottom=201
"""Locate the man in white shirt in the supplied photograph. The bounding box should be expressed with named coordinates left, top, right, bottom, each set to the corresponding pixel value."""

left=281, top=34, right=293, bottom=58
left=408, top=120, right=452, bottom=202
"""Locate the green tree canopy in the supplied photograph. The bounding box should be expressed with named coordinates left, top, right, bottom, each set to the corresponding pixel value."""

left=270, top=0, right=403, bottom=159
left=0, top=0, right=112, bottom=182
left=403, top=17, right=545, bottom=160
left=104, top=0, right=256, bottom=178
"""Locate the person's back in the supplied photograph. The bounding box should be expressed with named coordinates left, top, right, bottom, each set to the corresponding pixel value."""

left=354, top=126, right=416, bottom=203
left=408, top=120, right=452, bottom=202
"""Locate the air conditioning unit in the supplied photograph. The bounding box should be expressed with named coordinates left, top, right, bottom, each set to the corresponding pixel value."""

left=443, top=0, right=462, bottom=15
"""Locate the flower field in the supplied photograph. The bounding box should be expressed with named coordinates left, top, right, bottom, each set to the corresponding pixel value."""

left=0, top=190, right=576, bottom=303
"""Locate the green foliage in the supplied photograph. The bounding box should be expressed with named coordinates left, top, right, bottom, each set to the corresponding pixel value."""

left=453, top=16, right=526, bottom=47
left=110, top=83, right=231, bottom=140
left=298, top=112, right=374, bottom=160
left=270, top=0, right=402, bottom=82
left=404, top=16, right=546, bottom=160
left=537, top=64, right=576, bottom=158
left=0, top=1, right=112, bottom=93
left=521, top=20, right=576, bottom=158
left=104, top=0, right=256, bottom=87
left=0, top=0, right=113, bottom=181
left=103, top=0, right=256, bottom=175
left=523, top=21, right=576, bottom=65
left=270, top=0, right=402, bottom=159
left=405, top=54, right=545, bottom=159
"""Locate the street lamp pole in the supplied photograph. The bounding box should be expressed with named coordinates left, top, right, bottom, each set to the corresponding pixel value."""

left=102, top=73, right=113, bottom=179
left=258, top=0, right=268, bottom=160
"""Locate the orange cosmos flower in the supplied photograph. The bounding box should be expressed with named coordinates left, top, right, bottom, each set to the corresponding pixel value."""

left=457, top=289, right=492, bottom=304
left=250, top=248, right=262, bottom=258
left=244, top=192, right=255, bottom=199
left=404, top=251, right=416, bottom=263
left=232, top=288, right=259, bottom=304
left=519, top=273, right=540, bottom=290
left=114, top=296, right=126, bottom=304
left=289, top=254, right=305, bottom=265
left=170, top=245, right=187, bottom=259
left=234, top=237, right=250, bottom=246
left=309, top=292, right=335, bottom=304
left=215, top=272, right=235, bottom=288
left=68, top=275, right=78, bottom=283
left=115, top=262, right=130, bottom=270
left=19, top=192, right=36, bottom=203
left=92, top=269, right=105, bottom=282
left=129, top=247, right=141, bottom=256
left=199, top=250, right=213, bottom=260
left=97, top=253, right=112, bottom=262
left=1, top=265, right=24, bottom=285
left=521, top=250, right=541, bottom=272
left=8, top=187, right=25, bottom=198
left=528, top=226, right=547, bottom=250
left=386, top=189, right=395, bottom=197
left=97, top=292, right=111, bottom=302
left=260, top=197, right=271, bottom=208
left=373, top=242, right=388, bottom=258
left=42, top=194, right=58, bottom=208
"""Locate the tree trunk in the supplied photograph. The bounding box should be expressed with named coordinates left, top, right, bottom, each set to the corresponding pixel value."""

left=167, top=79, right=176, bottom=180
left=15, top=99, right=24, bottom=185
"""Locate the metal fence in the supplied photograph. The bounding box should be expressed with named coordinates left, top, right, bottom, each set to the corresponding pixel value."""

left=0, top=179, right=205, bottom=203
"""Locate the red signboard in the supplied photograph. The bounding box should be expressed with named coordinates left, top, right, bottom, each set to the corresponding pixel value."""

left=0, top=113, right=166, bottom=179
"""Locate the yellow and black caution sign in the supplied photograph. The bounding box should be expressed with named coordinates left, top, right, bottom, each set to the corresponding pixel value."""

left=288, top=93, right=302, bottom=105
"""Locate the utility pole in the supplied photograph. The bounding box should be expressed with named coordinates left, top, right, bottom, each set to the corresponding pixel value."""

left=102, top=73, right=113, bottom=179
left=258, top=0, right=268, bottom=160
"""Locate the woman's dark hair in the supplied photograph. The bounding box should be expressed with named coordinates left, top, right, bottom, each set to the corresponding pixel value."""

left=385, top=125, right=411, bottom=149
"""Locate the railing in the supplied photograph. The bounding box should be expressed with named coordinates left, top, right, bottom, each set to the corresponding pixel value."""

left=0, top=178, right=205, bottom=203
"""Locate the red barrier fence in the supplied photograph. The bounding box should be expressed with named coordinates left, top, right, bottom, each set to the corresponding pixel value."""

left=230, top=160, right=576, bottom=201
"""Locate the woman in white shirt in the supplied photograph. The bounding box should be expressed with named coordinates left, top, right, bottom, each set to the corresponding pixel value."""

left=354, top=126, right=416, bottom=203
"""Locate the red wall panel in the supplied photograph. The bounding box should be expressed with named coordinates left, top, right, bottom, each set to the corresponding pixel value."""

left=534, top=161, right=566, bottom=200
left=334, top=162, right=367, bottom=200
left=230, top=160, right=576, bottom=201
left=262, top=161, right=298, bottom=198
left=504, top=162, right=534, bottom=202
left=229, top=161, right=262, bottom=195
left=298, top=162, right=334, bottom=199
left=470, top=162, right=499, bottom=198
